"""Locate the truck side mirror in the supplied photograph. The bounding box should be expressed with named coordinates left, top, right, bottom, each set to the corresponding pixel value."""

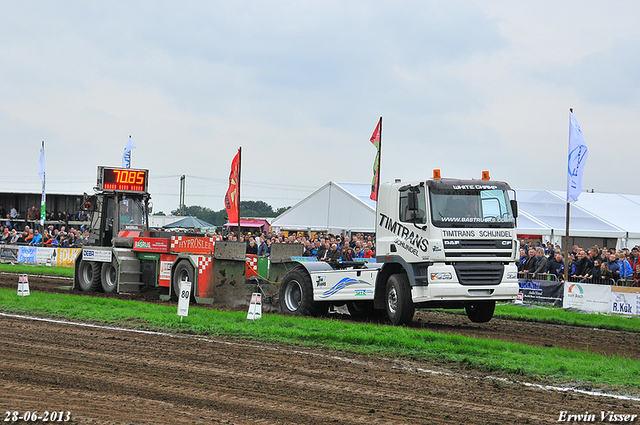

left=510, top=199, right=518, bottom=218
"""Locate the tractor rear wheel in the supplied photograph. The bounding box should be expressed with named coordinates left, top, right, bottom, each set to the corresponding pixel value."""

left=172, top=261, right=195, bottom=301
left=77, top=259, right=101, bottom=292
left=101, top=259, right=119, bottom=293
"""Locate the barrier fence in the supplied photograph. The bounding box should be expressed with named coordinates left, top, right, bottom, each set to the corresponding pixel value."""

left=0, top=244, right=80, bottom=267
left=518, top=272, right=640, bottom=315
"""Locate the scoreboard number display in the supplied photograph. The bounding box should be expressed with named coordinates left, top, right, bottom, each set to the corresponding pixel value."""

left=97, top=166, right=149, bottom=193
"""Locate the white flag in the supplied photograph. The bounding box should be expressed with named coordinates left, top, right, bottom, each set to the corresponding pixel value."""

left=122, top=135, right=137, bottom=168
left=38, top=142, right=46, bottom=226
left=567, top=111, right=588, bottom=203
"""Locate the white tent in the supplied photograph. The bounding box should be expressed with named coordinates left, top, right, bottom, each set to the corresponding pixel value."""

left=270, top=182, right=375, bottom=234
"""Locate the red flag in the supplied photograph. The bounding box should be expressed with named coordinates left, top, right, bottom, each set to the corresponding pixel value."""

left=370, top=119, right=381, bottom=201
left=225, top=149, right=240, bottom=223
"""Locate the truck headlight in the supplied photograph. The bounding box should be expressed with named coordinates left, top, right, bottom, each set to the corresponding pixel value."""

left=431, top=272, right=452, bottom=280
left=506, top=271, right=517, bottom=280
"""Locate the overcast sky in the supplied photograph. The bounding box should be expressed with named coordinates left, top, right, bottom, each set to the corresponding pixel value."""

left=1, top=1, right=639, bottom=215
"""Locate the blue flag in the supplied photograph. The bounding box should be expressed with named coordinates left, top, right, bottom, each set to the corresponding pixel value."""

left=122, top=135, right=137, bottom=168
left=567, top=111, right=588, bottom=203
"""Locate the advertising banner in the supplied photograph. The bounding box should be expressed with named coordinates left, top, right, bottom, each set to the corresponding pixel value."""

left=36, top=247, right=57, bottom=266
left=611, top=286, right=640, bottom=316
left=81, top=249, right=112, bottom=263
left=159, top=253, right=177, bottom=288
left=518, top=279, right=564, bottom=306
left=133, top=237, right=169, bottom=253
left=57, top=248, right=81, bottom=267
left=17, top=246, right=37, bottom=264
left=170, top=236, right=215, bottom=255
left=563, top=282, right=611, bottom=313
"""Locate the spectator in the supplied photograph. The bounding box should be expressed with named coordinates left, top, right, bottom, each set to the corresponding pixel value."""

left=363, top=246, right=374, bottom=259
left=633, top=264, right=640, bottom=287
left=0, top=227, right=9, bottom=244
left=533, top=248, right=548, bottom=277
left=246, top=238, right=258, bottom=255
left=572, top=250, right=592, bottom=280
left=29, top=229, right=42, bottom=246
left=520, top=248, right=537, bottom=275
left=340, top=243, right=354, bottom=262
left=618, top=253, right=633, bottom=280
left=41, top=230, right=52, bottom=247
left=546, top=251, right=565, bottom=279
left=326, top=244, right=341, bottom=262
left=601, top=253, right=620, bottom=282
left=9, top=205, right=18, bottom=219
left=517, top=248, right=527, bottom=272
left=9, top=229, right=19, bottom=244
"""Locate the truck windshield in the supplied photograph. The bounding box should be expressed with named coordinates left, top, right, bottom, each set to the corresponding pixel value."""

left=430, top=188, right=515, bottom=228
left=119, top=198, right=146, bottom=230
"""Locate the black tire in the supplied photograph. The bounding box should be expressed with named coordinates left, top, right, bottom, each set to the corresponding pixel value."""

left=279, top=267, right=324, bottom=316
left=101, top=259, right=119, bottom=293
left=385, top=274, right=414, bottom=325
left=77, top=259, right=101, bottom=291
left=465, top=300, right=496, bottom=323
left=346, top=300, right=376, bottom=318
left=172, top=261, right=195, bottom=300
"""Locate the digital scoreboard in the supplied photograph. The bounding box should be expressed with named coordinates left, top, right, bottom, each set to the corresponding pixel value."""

left=97, top=166, right=149, bottom=194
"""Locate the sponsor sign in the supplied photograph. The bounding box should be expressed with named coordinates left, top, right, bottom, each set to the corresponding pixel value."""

left=170, top=236, right=215, bottom=255
left=82, top=248, right=112, bottom=263
left=17, top=246, right=37, bottom=264
left=177, top=281, right=191, bottom=317
left=563, top=282, right=611, bottom=313
left=36, top=247, right=56, bottom=266
left=158, top=253, right=177, bottom=288
left=133, top=237, right=169, bottom=253
left=611, top=287, right=640, bottom=316
left=57, top=248, right=81, bottom=267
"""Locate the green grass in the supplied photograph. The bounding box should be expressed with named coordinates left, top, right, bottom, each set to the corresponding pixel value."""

left=494, top=303, right=640, bottom=332
left=0, top=263, right=74, bottom=278
left=2, top=288, right=639, bottom=392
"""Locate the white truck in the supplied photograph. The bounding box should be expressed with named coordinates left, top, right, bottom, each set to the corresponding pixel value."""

left=278, top=171, right=520, bottom=324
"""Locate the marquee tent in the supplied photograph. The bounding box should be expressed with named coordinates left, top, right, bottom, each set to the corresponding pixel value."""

left=270, top=182, right=375, bottom=234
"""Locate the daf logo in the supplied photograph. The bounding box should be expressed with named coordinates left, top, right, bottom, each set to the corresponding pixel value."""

left=444, top=240, right=459, bottom=245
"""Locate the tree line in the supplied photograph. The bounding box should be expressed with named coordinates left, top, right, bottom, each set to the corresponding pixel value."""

left=153, top=200, right=290, bottom=226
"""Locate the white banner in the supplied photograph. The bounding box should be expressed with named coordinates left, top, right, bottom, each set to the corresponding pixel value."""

left=611, top=288, right=640, bottom=316
left=563, top=282, right=611, bottom=313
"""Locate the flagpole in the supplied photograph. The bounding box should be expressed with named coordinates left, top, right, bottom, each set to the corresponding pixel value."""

left=39, top=141, right=46, bottom=230
left=128, top=135, right=132, bottom=168
left=237, top=147, right=242, bottom=238
left=564, top=108, right=573, bottom=282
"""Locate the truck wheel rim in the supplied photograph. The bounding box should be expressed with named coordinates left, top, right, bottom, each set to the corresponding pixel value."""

left=388, top=286, right=398, bottom=314
left=284, top=280, right=303, bottom=311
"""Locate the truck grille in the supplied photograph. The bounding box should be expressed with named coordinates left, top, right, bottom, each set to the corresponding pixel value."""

left=453, top=263, right=504, bottom=285
left=444, top=239, right=512, bottom=259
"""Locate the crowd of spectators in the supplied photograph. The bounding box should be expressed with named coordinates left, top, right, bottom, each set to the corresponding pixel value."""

left=0, top=223, right=91, bottom=248
left=517, top=240, right=640, bottom=286
left=0, top=204, right=90, bottom=233
left=213, top=230, right=376, bottom=262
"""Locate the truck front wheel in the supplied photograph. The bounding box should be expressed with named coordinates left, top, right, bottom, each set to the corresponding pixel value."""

left=279, top=268, right=327, bottom=317
left=465, top=301, right=495, bottom=323
left=386, top=274, right=414, bottom=325
left=77, top=260, right=101, bottom=291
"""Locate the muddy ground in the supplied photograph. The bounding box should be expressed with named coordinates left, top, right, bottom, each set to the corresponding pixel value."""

left=1, top=273, right=639, bottom=424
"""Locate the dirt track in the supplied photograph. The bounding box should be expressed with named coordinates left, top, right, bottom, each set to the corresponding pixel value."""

left=1, top=274, right=639, bottom=424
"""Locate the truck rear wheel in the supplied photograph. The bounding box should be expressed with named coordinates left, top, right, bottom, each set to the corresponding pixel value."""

left=77, top=259, right=101, bottom=291
left=465, top=301, right=495, bottom=323
left=279, top=267, right=326, bottom=316
left=101, top=259, right=119, bottom=293
left=172, top=261, right=195, bottom=300
left=386, top=274, right=414, bottom=325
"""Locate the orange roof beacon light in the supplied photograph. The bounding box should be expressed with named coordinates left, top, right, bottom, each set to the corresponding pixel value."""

left=433, top=169, right=441, bottom=180
left=482, top=171, right=490, bottom=181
